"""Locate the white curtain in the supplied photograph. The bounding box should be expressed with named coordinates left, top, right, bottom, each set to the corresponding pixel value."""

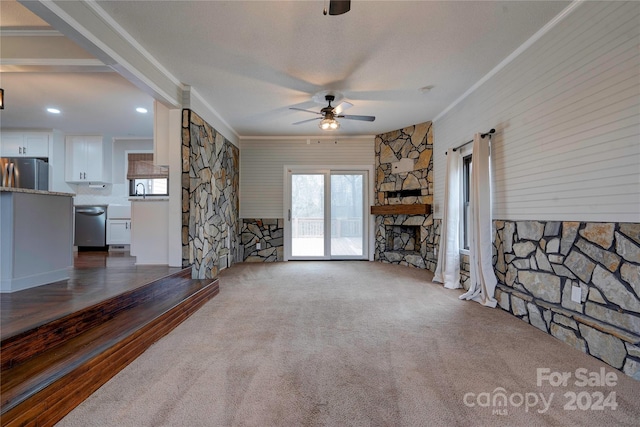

left=434, top=150, right=461, bottom=289
left=460, top=133, right=498, bottom=307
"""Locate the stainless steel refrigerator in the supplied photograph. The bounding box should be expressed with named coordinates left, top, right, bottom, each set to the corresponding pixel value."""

left=1, top=158, right=49, bottom=190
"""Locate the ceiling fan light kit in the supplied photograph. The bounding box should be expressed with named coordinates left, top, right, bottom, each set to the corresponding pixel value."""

left=319, top=117, right=339, bottom=130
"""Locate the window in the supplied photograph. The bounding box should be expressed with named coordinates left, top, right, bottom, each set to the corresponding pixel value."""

left=129, top=178, right=168, bottom=196
left=462, top=154, right=472, bottom=250
left=127, top=153, right=169, bottom=196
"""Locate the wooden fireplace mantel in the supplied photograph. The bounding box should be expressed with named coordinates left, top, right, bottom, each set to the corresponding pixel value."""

left=370, top=204, right=431, bottom=215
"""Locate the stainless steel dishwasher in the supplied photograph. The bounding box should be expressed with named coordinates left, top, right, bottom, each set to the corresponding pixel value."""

left=74, top=205, right=107, bottom=248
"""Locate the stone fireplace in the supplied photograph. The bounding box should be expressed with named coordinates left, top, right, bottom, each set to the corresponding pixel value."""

left=372, top=121, right=437, bottom=270
left=386, top=224, right=420, bottom=252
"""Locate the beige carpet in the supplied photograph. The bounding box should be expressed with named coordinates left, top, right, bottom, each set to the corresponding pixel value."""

left=57, top=261, right=640, bottom=426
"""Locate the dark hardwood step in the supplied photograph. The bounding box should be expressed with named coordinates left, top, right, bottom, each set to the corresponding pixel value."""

left=1, top=268, right=193, bottom=370
left=0, top=270, right=219, bottom=427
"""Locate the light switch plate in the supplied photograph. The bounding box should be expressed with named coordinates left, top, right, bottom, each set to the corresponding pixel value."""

left=571, top=285, right=581, bottom=303
left=256, top=242, right=261, bottom=250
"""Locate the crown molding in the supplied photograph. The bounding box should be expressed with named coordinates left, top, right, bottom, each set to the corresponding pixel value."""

left=84, top=0, right=239, bottom=141
left=0, top=58, right=105, bottom=66
left=0, top=29, right=62, bottom=36
left=183, top=86, right=239, bottom=147
left=20, top=0, right=182, bottom=107
left=82, top=1, right=181, bottom=88
left=239, top=135, right=376, bottom=141
left=0, top=58, right=111, bottom=72
left=434, top=0, right=584, bottom=122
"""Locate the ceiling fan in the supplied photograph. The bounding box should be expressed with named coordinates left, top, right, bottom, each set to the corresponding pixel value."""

left=290, top=94, right=375, bottom=131
left=323, top=0, right=350, bottom=15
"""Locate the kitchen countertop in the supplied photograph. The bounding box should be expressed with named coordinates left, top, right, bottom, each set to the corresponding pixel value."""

left=129, top=197, right=169, bottom=201
left=0, top=187, right=75, bottom=197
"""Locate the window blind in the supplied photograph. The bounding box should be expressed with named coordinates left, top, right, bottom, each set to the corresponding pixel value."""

left=126, top=153, right=168, bottom=179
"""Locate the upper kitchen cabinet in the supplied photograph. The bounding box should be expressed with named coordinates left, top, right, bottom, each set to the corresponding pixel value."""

left=1, top=132, right=50, bottom=158
left=65, top=135, right=108, bottom=183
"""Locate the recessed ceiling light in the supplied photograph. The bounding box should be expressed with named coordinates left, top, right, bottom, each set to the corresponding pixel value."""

left=136, top=107, right=148, bottom=113
left=47, top=108, right=61, bottom=114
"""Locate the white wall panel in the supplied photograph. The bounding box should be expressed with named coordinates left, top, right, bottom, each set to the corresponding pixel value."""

left=240, top=138, right=374, bottom=218
left=434, top=1, right=640, bottom=222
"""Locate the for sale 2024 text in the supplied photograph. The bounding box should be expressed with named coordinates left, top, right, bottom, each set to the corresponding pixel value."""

left=537, top=367, right=618, bottom=411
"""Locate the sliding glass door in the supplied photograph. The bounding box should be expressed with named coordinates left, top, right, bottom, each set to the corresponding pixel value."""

left=286, top=169, right=368, bottom=260
left=330, top=173, right=364, bottom=257
left=291, top=173, right=326, bottom=257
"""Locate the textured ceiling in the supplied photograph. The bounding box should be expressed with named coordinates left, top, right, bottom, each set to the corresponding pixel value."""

left=1, top=1, right=570, bottom=139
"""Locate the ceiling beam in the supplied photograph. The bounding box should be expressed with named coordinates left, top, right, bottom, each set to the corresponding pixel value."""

left=18, top=0, right=239, bottom=145
left=18, top=0, right=182, bottom=108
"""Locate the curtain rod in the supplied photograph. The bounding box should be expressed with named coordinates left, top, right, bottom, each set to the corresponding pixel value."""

left=446, top=128, right=495, bottom=155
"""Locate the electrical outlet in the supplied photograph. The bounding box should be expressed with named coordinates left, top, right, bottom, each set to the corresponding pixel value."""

left=256, top=242, right=261, bottom=250
left=571, top=285, right=581, bottom=303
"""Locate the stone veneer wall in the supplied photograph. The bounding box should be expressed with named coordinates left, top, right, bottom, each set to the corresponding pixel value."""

left=241, top=219, right=284, bottom=262
left=436, top=220, right=639, bottom=379
left=492, top=221, right=640, bottom=379
left=375, top=122, right=433, bottom=205
left=422, top=218, right=440, bottom=272
left=181, top=110, right=240, bottom=279
left=374, top=122, right=436, bottom=269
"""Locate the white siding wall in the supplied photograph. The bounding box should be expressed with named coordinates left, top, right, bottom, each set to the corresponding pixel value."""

left=240, top=138, right=374, bottom=218
left=434, top=1, right=640, bottom=223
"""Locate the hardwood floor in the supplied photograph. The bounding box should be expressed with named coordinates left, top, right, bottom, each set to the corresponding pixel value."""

left=0, top=250, right=219, bottom=427
left=0, top=251, right=181, bottom=340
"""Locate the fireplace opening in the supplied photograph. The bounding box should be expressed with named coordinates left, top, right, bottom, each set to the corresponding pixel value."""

left=386, top=189, right=421, bottom=199
left=385, top=225, right=420, bottom=252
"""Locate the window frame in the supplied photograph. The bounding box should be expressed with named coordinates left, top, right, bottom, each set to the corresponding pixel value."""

left=128, top=178, right=169, bottom=197
left=459, top=144, right=473, bottom=254
left=125, top=150, right=169, bottom=197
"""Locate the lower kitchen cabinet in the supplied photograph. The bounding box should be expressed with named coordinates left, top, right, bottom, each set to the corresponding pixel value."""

left=1, top=190, right=73, bottom=292
left=107, top=219, right=131, bottom=245
left=130, top=200, right=168, bottom=264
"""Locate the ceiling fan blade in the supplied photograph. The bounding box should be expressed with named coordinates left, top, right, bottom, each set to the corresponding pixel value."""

left=292, top=117, right=320, bottom=125
left=333, top=101, right=353, bottom=115
left=338, top=114, right=376, bottom=122
left=290, top=107, right=321, bottom=115
left=329, top=0, right=351, bottom=15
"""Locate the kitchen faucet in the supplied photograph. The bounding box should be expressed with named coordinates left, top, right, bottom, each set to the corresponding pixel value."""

left=135, top=182, right=146, bottom=199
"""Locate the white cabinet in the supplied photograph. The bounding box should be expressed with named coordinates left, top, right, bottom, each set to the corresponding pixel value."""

left=24, top=133, right=50, bottom=157
left=1, top=132, right=49, bottom=157
left=65, top=135, right=106, bottom=183
left=1, top=192, right=73, bottom=292
left=131, top=200, right=168, bottom=264
left=1, top=133, right=23, bottom=156
left=107, top=220, right=131, bottom=244
left=107, top=205, right=131, bottom=246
